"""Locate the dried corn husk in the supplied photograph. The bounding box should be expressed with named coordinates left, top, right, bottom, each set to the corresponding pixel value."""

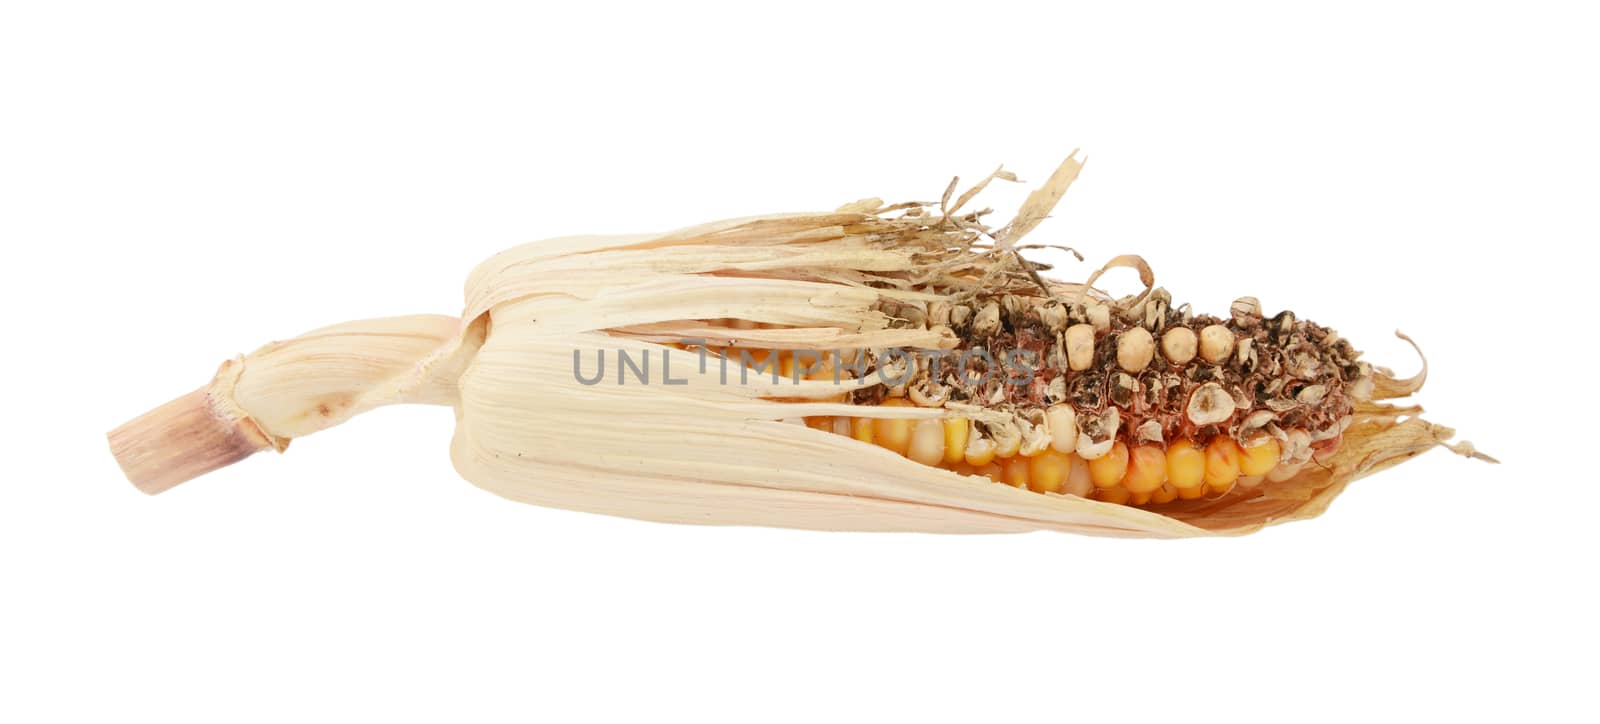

left=109, top=155, right=1484, bottom=537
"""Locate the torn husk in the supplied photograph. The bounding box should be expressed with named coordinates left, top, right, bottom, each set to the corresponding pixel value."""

left=108, top=154, right=1488, bottom=537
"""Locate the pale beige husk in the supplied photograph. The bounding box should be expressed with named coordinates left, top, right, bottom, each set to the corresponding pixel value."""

left=110, top=156, right=1476, bottom=537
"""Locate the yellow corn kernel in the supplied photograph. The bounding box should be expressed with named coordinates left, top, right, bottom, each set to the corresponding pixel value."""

left=1239, top=438, right=1281, bottom=477
left=742, top=348, right=772, bottom=368
left=1177, top=483, right=1208, bottom=500
left=907, top=419, right=946, bottom=466
left=942, top=418, right=970, bottom=465
left=1123, top=444, right=1168, bottom=494
left=872, top=399, right=914, bottom=455
left=1150, top=483, right=1179, bottom=505
left=1093, top=485, right=1131, bottom=505
left=974, top=462, right=1003, bottom=483
left=1001, top=457, right=1030, bottom=488
left=964, top=435, right=997, bottom=467
left=1129, top=490, right=1152, bottom=506
left=803, top=416, right=832, bottom=431
left=805, top=351, right=835, bottom=381
left=1064, top=455, right=1093, bottom=497
left=1236, top=474, right=1265, bottom=489
left=1027, top=449, right=1071, bottom=494
left=850, top=416, right=874, bottom=444
left=1088, top=440, right=1130, bottom=488
left=1203, top=436, right=1242, bottom=487
left=778, top=352, right=797, bottom=380
left=1165, top=438, right=1205, bottom=490
left=1207, top=479, right=1235, bottom=495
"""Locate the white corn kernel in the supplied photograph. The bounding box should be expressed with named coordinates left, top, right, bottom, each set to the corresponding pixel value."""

left=1198, top=324, right=1234, bottom=364
left=1161, top=327, right=1197, bottom=365
left=1065, top=324, right=1096, bottom=371
left=1045, top=405, right=1078, bottom=454
left=1117, top=327, right=1155, bottom=373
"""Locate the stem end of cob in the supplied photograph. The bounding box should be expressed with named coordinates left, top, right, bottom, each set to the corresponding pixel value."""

left=108, top=386, right=280, bottom=495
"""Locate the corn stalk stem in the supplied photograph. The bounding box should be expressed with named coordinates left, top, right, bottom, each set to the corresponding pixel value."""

left=107, top=313, right=474, bottom=494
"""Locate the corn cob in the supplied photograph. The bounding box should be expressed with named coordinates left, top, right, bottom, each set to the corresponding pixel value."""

left=108, top=155, right=1490, bottom=537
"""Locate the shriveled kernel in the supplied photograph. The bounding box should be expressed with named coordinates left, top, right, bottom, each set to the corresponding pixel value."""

left=1075, top=407, right=1120, bottom=460
left=872, top=399, right=915, bottom=455
left=991, top=422, right=1023, bottom=458
left=1123, top=444, right=1168, bottom=494
left=1231, top=296, right=1262, bottom=324
left=1239, top=438, right=1281, bottom=477
left=964, top=435, right=997, bottom=467
left=1086, top=303, right=1112, bottom=332
left=1160, top=327, right=1197, bottom=365
left=1267, top=461, right=1305, bottom=483
left=1313, top=437, right=1343, bottom=463
left=1019, top=418, right=1051, bottom=457
left=972, top=301, right=1002, bottom=337
left=1088, top=440, right=1130, bottom=488
left=942, top=419, right=970, bottom=465
left=1198, top=324, right=1235, bottom=364
left=1135, top=419, right=1163, bottom=445
left=1093, top=485, right=1131, bottom=505
left=1065, top=324, right=1096, bottom=371
left=1203, top=437, right=1242, bottom=487
left=1117, top=327, right=1156, bottom=373
left=1064, top=455, right=1093, bottom=497
left=1001, top=457, right=1030, bottom=488
left=1046, top=405, right=1079, bottom=454
left=1039, top=302, right=1069, bottom=332
left=1235, top=337, right=1256, bottom=369
left=1165, top=439, right=1206, bottom=490
left=1282, top=428, right=1313, bottom=465
left=1027, top=449, right=1072, bottom=494
left=908, top=419, right=946, bottom=466
left=1150, top=483, right=1179, bottom=505
left=908, top=381, right=949, bottom=407
left=1186, top=382, right=1236, bottom=426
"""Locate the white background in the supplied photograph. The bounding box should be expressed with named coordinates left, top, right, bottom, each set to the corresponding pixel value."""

left=2, top=2, right=1594, bottom=722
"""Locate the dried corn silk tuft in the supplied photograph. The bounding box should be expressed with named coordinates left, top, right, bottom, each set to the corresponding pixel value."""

left=108, top=154, right=1492, bottom=537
